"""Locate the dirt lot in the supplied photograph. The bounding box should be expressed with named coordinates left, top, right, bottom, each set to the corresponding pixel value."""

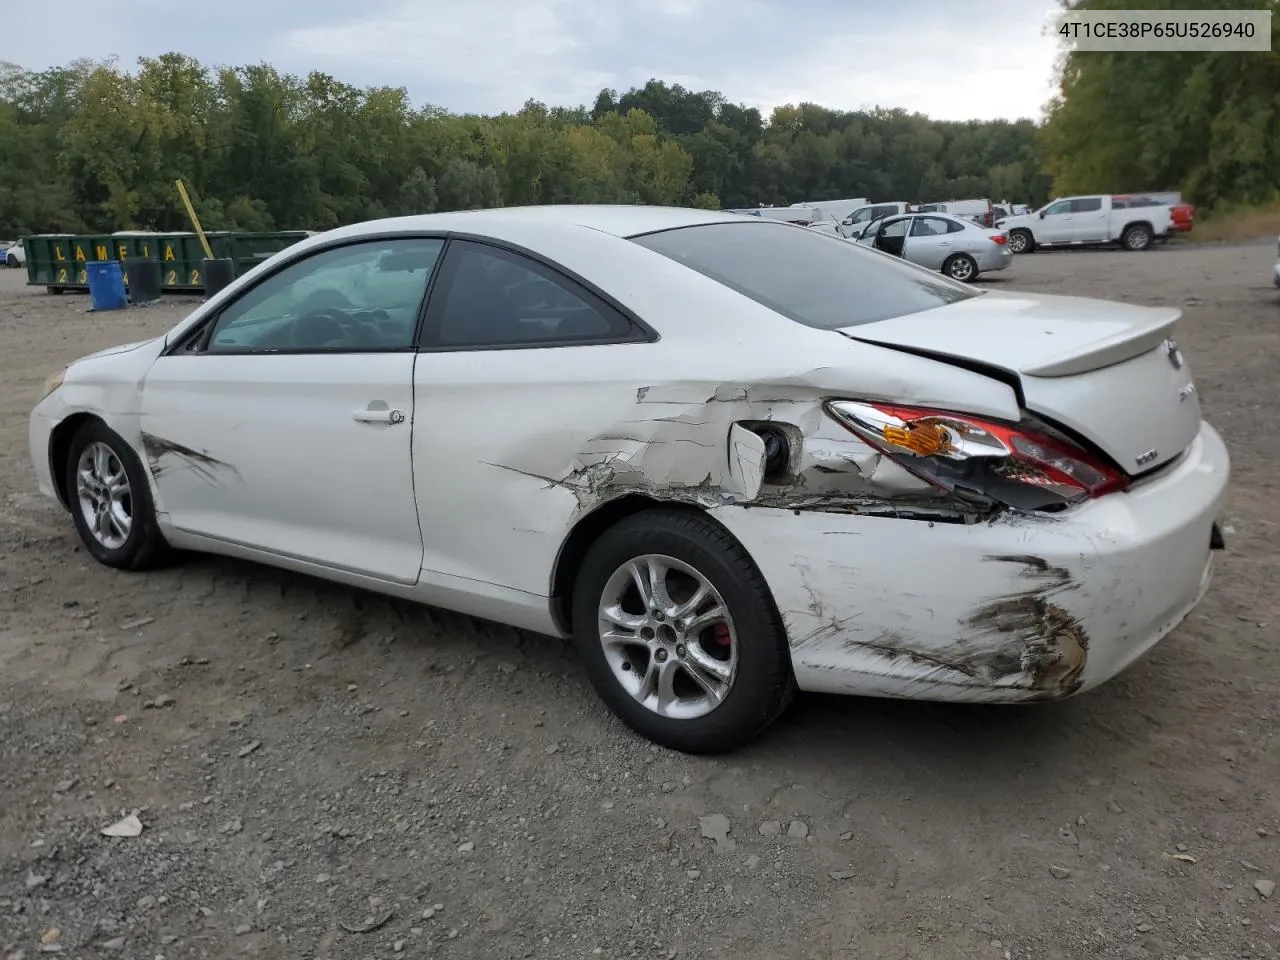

left=1, top=243, right=1278, bottom=960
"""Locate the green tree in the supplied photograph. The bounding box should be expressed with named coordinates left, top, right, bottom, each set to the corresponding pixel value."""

left=1041, top=0, right=1280, bottom=207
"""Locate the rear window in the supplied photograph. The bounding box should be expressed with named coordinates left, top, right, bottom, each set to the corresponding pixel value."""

left=630, top=221, right=977, bottom=329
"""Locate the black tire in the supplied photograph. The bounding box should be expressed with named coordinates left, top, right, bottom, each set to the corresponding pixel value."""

left=64, top=419, right=171, bottom=570
left=1122, top=224, right=1153, bottom=251
left=1007, top=229, right=1034, bottom=254
left=944, top=253, right=979, bottom=282
left=5, top=255, right=17, bottom=268
left=571, top=508, right=795, bottom=753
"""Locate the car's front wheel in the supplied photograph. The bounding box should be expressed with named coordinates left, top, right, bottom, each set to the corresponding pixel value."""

left=571, top=508, right=794, bottom=753
left=64, top=419, right=170, bottom=570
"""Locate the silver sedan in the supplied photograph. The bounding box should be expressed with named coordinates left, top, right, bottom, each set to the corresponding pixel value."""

left=850, top=212, right=1013, bottom=282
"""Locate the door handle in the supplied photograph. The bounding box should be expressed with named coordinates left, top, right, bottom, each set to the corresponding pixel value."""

left=939, top=241, right=951, bottom=246
left=353, top=407, right=405, bottom=425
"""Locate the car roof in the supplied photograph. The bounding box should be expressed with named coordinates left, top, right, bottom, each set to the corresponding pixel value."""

left=885, top=211, right=975, bottom=225
left=317, top=205, right=746, bottom=245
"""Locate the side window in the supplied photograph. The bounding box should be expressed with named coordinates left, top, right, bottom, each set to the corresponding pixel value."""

left=946, top=218, right=967, bottom=233
left=880, top=218, right=911, bottom=239
left=1042, top=200, right=1072, bottom=216
left=910, top=217, right=950, bottom=237
left=204, top=238, right=443, bottom=353
left=428, top=241, right=636, bottom=349
left=1071, top=197, right=1103, bottom=212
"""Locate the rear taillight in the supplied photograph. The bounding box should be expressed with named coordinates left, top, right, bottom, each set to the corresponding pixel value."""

left=990, top=234, right=1008, bottom=245
left=826, top=401, right=1128, bottom=512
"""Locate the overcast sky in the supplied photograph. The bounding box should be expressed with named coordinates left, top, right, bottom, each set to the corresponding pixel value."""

left=3, top=0, right=1063, bottom=121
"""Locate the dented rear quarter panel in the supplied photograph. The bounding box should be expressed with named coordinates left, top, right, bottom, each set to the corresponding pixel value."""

left=408, top=231, right=1022, bottom=601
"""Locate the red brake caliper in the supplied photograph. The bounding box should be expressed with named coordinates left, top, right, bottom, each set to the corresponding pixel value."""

left=711, top=623, right=732, bottom=647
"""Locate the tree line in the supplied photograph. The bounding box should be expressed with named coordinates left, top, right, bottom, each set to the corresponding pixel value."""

left=0, top=0, right=1275, bottom=238
left=0, top=55, right=1049, bottom=237
left=1043, top=0, right=1279, bottom=212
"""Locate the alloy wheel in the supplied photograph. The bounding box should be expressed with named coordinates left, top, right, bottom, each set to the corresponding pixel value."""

left=596, top=554, right=739, bottom=720
left=75, top=441, right=133, bottom=550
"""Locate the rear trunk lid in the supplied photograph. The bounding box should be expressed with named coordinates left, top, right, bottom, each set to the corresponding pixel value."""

left=838, top=290, right=1201, bottom=475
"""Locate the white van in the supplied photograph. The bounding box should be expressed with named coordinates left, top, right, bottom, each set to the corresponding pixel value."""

left=915, top=199, right=993, bottom=227
left=727, top=207, right=822, bottom=226
left=791, top=198, right=869, bottom=222
left=840, top=201, right=912, bottom=234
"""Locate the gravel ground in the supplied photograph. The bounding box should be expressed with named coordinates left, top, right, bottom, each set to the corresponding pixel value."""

left=1, top=243, right=1278, bottom=960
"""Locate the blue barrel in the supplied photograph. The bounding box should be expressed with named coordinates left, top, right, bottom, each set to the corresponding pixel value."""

left=86, top=261, right=127, bottom=311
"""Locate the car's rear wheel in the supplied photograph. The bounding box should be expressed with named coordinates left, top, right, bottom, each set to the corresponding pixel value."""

left=571, top=508, right=794, bottom=753
left=1007, top=229, right=1034, bottom=254
left=5, top=254, right=17, bottom=268
left=944, top=253, right=978, bottom=282
left=64, top=419, right=170, bottom=570
left=1122, top=224, right=1153, bottom=251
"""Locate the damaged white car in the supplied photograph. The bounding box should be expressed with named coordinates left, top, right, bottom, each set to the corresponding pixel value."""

left=29, top=206, right=1230, bottom=753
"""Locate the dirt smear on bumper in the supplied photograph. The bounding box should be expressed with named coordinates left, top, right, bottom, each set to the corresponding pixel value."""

left=836, top=554, right=1090, bottom=699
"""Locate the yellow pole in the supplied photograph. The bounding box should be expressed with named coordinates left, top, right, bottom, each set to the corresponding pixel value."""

left=174, top=179, right=214, bottom=260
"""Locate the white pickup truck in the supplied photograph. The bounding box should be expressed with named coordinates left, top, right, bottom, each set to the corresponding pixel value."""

left=995, top=194, right=1173, bottom=254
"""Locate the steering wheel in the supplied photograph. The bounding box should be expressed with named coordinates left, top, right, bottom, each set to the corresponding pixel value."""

left=289, top=308, right=356, bottom=347
left=299, top=288, right=356, bottom=312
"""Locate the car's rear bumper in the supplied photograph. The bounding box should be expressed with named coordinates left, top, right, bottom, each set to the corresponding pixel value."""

left=975, top=246, right=1014, bottom=272
left=715, top=420, right=1230, bottom=702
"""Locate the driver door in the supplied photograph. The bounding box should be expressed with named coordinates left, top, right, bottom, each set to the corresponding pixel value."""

left=138, top=237, right=444, bottom=583
left=1036, top=199, right=1075, bottom=243
left=872, top=217, right=911, bottom=258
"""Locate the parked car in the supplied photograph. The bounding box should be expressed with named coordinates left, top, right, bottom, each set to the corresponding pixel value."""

left=996, top=195, right=1173, bottom=254
left=29, top=205, right=1229, bottom=753
left=851, top=211, right=1012, bottom=281
left=4, top=240, right=25, bottom=267
left=727, top=207, right=821, bottom=226
left=840, top=201, right=912, bottom=233
left=914, top=199, right=994, bottom=227
left=790, top=198, right=869, bottom=222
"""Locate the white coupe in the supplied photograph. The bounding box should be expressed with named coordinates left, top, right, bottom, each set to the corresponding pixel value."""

left=29, top=205, right=1230, bottom=753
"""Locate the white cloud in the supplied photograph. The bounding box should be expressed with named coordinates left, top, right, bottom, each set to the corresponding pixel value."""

left=4, top=0, right=1064, bottom=121
left=701, top=2, right=1062, bottom=121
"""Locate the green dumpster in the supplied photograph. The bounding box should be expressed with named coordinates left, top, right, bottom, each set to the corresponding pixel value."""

left=22, top=230, right=310, bottom=294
